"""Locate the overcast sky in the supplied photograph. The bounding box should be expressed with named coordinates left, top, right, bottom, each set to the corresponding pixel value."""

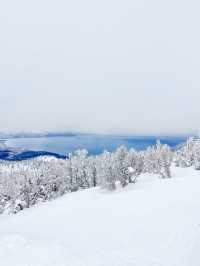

left=0, top=0, right=200, bottom=135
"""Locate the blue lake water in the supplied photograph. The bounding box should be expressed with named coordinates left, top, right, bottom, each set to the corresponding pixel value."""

left=6, top=135, right=188, bottom=156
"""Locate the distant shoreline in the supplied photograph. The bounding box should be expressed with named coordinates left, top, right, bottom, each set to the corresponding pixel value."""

left=0, top=132, right=80, bottom=140
left=0, top=131, right=192, bottom=140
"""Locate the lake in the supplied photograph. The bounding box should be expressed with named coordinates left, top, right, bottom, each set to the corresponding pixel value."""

left=6, top=134, right=188, bottom=156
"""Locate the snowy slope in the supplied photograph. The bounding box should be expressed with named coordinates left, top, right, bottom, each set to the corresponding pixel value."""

left=0, top=167, right=200, bottom=266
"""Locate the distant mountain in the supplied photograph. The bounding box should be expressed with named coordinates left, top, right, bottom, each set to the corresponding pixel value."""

left=0, top=131, right=80, bottom=139
left=0, top=146, right=67, bottom=161
left=0, top=132, right=73, bottom=161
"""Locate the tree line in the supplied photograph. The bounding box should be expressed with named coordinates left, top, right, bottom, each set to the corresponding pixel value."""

left=0, top=138, right=199, bottom=214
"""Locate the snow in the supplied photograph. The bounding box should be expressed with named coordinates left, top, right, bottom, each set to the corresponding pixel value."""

left=0, top=166, right=200, bottom=266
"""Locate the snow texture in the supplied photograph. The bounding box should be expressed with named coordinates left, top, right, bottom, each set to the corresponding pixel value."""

left=0, top=166, right=199, bottom=266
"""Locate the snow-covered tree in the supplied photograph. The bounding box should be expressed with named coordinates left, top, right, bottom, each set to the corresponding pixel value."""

left=113, top=146, right=129, bottom=187
left=174, top=137, right=200, bottom=169
left=144, top=141, right=172, bottom=178
left=98, top=151, right=116, bottom=191
left=1, top=136, right=198, bottom=215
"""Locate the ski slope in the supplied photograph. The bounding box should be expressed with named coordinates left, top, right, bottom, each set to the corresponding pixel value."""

left=0, top=167, right=199, bottom=266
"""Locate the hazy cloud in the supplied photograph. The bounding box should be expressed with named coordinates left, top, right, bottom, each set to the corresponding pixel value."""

left=0, top=0, right=200, bottom=135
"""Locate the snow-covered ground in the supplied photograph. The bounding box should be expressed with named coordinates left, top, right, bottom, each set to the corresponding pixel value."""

left=0, top=166, right=199, bottom=266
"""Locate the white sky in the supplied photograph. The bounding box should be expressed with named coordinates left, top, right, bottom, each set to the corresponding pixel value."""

left=0, top=0, right=200, bottom=135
